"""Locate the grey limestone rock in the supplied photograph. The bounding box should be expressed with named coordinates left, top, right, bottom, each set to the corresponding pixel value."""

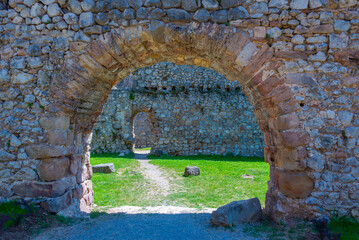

left=220, top=0, right=239, bottom=9
left=228, top=6, right=249, bottom=20
left=167, top=9, right=192, bottom=22
left=162, top=0, right=181, bottom=8
left=202, top=0, right=219, bottom=10
left=64, top=13, right=78, bottom=25
left=290, top=0, right=308, bottom=9
left=194, top=8, right=210, bottom=22
left=184, top=166, right=200, bottom=177
left=68, top=0, right=83, bottom=15
left=123, top=8, right=135, bottom=20
left=144, top=0, right=161, bottom=7
left=93, top=163, right=116, bottom=173
left=96, top=12, right=109, bottom=25
left=136, top=7, right=147, bottom=20
left=182, top=0, right=199, bottom=12
left=47, top=3, right=62, bottom=17
left=211, top=10, right=228, bottom=24
left=112, top=0, right=129, bottom=10
left=210, top=198, right=262, bottom=227
left=81, top=0, right=95, bottom=11
left=79, top=12, right=95, bottom=28
left=129, top=0, right=143, bottom=9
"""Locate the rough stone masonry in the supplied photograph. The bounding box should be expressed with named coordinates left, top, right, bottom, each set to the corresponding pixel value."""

left=91, top=62, right=265, bottom=157
left=0, top=0, right=358, bottom=221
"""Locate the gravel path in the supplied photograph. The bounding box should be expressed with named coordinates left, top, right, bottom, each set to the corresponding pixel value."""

left=134, top=150, right=170, bottom=197
left=35, top=206, right=263, bottom=240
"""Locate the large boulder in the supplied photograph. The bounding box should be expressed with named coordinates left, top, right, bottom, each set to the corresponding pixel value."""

left=92, top=163, right=115, bottom=173
left=184, top=166, right=200, bottom=176
left=210, top=198, right=262, bottom=227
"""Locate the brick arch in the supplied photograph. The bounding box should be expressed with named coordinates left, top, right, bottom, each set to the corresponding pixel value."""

left=48, top=22, right=313, bottom=220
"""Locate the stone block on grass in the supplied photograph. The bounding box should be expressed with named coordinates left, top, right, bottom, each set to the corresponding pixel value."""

left=184, top=166, right=200, bottom=177
left=92, top=163, right=115, bottom=173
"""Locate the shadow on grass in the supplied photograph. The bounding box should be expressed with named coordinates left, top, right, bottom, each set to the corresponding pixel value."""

left=147, top=154, right=264, bottom=163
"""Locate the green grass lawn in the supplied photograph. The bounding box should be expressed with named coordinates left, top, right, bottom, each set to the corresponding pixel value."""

left=148, top=154, right=269, bottom=208
left=134, top=147, right=152, bottom=151
left=91, top=153, right=158, bottom=207
left=91, top=153, right=269, bottom=208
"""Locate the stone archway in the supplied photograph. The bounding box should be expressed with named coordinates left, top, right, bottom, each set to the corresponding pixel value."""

left=25, top=23, right=313, bottom=220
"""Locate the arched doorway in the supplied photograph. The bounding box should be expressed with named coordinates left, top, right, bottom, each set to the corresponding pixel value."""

left=24, top=23, right=313, bottom=220
left=132, top=111, right=152, bottom=150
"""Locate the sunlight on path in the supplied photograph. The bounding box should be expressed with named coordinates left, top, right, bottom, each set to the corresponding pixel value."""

left=133, top=149, right=171, bottom=197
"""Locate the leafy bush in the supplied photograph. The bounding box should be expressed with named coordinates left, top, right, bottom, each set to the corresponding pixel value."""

left=0, top=200, right=34, bottom=229
left=329, top=215, right=359, bottom=240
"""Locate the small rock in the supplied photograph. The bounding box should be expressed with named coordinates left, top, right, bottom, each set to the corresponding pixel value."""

left=167, top=9, right=192, bottom=22
left=144, top=0, right=161, bottom=7
left=112, top=0, right=129, bottom=10
left=334, top=20, right=350, bottom=32
left=266, top=27, right=282, bottom=39
left=24, top=0, right=36, bottom=7
left=123, top=8, right=135, bottom=20
left=194, top=8, right=210, bottom=22
left=184, top=166, right=200, bottom=177
left=201, top=0, right=218, bottom=10
left=210, top=198, right=262, bottom=227
left=136, top=7, right=147, bottom=20
left=292, top=34, right=305, bottom=44
left=79, top=12, right=95, bottom=28
left=96, top=12, right=109, bottom=25
left=150, top=8, right=165, bottom=20
left=249, top=2, right=268, bottom=14
left=309, top=0, right=328, bottom=8
left=47, top=3, right=62, bottom=17
left=12, top=70, right=33, bottom=84
left=27, top=44, right=42, bottom=56
left=81, top=0, right=95, bottom=11
left=93, top=163, right=116, bottom=173
left=129, top=0, right=143, bottom=9
left=242, top=174, right=254, bottom=179
left=182, top=0, right=198, bottom=12
left=68, top=0, right=82, bottom=15
left=220, top=0, right=238, bottom=9
left=118, top=153, right=125, bottom=157
left=211, top=10, right=228, bottom=24
left=269, top=0, right=289, bottom=8
left=0, top=150, right=16, bottom=162
left=329, top=33, right=348, bottom=49
left=162, top=0, right=181, bottom=8
left=228, top=7, right=249, bottom=20
left=290, top=0, right=308, bottom=9
left=64, top=13, right=78, bottom=25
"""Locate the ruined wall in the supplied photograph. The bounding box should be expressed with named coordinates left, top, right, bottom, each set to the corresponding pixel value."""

left=91, top=62, right=265, bottom=157
left=0, top=0, right=358, bottom=220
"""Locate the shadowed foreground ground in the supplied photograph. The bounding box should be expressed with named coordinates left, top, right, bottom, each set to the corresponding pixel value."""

left=34, top=211, right=262, bottom=240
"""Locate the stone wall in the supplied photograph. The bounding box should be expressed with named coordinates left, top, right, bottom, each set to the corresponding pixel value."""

left=91, top=62, right=265, bottom=156
left=0, top=0, right=358, bottom=221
